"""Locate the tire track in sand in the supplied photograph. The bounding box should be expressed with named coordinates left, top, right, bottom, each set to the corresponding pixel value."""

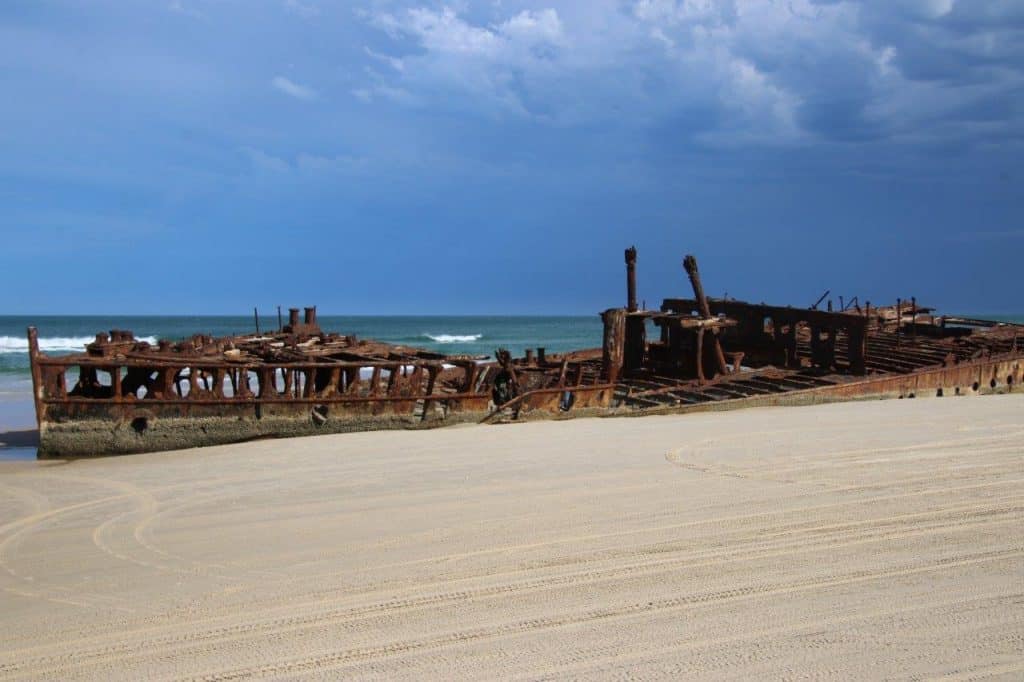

left=2, top=505, right=1019, bottom=679
left=190, top=548, right=1023, bottom=681
left=6, top=466, right=1011, bottom=652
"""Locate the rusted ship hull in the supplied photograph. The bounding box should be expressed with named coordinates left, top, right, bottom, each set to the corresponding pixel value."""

left=28, top=254, right=1023, bottom=458
left=30, top=369, right=615, bottom=458
left=27, top=306, right=614, bottom=458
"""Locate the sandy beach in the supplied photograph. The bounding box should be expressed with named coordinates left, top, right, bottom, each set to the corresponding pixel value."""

left=0, top=396, right=1022, bottom=680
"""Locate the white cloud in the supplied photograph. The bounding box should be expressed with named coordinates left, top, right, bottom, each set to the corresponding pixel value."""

left=886, top=0, right=955, bottom=21
left=271, top=75, right=317, bottom=100
left=351, top=84, right=418, bottom=106
left=375, top=7, right=500, bottom=55
left=296, top=152, right=365, bottom=172
left=284, top=0, right=320, bottom=19
left=362, top=6, right=570, bottom=118
left=374, top=85, right=418, bottom=105
left=357, top=1, right=1023, bottom=149
left=241, top=146, right=290, bottom=172
left=371, top=6, right=564, bottom=56
left=240, top=147, right=367, bottom=175
left=498, top=9, right=564, bottom=45
left=633, top=0, right=736, bottom=27
left=168, top=1, right=204, bottom=19
left=365, top=46, right=405, bottom=72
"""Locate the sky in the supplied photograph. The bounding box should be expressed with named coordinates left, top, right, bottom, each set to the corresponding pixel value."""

left=1, top=0, right=1022, bottom=315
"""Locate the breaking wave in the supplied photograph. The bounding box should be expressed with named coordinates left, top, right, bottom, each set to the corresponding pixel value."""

left=0, top=335, right=159, bottom=354
left=423, top=333, right=482, bottom=344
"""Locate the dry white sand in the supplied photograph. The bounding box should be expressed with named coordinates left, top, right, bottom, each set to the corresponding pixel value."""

left=1, top=395, right=1022, bottom=680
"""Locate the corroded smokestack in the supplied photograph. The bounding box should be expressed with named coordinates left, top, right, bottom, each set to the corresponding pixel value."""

left=683, top=255, right=712, bottom=319
left=683, top=254, right=729, bottom=376
left=625, top=246, right=638, bottom=312
left=288, top=308, right=300, bottom=328
left=304, top=306, right=317, bottom=326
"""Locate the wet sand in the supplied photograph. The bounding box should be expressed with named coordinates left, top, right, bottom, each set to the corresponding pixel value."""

left=0, top=388, right=37, bottom=461
left=1, top=396, right=1022, bottom=680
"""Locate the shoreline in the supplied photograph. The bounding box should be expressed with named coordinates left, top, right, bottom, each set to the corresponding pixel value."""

left=0, top=428, right=38, bottom=461
left=0, top=385, right=37, bottom=459
left=5, top=387, right=1022, bottom=461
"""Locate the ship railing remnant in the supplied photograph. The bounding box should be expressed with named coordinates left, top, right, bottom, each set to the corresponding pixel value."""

left=28, top=324, right=612, bottom=433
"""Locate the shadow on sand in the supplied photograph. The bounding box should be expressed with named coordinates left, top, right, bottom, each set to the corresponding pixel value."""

left=0, top=429, right=39, bottom=460
left=0, top=429, right=39, bottom=447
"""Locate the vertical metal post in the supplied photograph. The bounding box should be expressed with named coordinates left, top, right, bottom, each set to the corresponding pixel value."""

left=847, top=325, right=867, bottom=375
left=910, top=297, right=916, bottom=338
left=601, top=308, right=626, bottom=384
left=896, top=298, right=902, bottom=348
left=421, top=366, right=439, bottom=422
left=785, top=323, right=797, bottom=367
left=810, top=326, right=821, bottom=368
left=695, top=326, right=706, bottom=383
left=625, top=246, right=638, bottom=313
left=254, top=307, right=260, bottom=335
left=623, top=248, right=646, bottom=373
left=26, top=327, right=43, bottom=428
left=112, top=364, right=122, bottom=404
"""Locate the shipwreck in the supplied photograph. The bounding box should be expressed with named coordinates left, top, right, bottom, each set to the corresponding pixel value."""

left=28, top=251, right=1024, bottom=457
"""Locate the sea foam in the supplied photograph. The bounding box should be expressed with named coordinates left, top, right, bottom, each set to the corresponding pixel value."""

left=0, top=335, right=159, bottom=354
left=423, top=333, right=482, bottom=343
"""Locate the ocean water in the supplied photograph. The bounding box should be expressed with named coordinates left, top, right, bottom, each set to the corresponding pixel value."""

left=0, top=314, right=604, bottom=450
left=0, top=314, right=602, bottom=372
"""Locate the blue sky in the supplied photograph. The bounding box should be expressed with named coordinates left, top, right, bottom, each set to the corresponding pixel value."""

left=1, top=0, right=1021, bottom=314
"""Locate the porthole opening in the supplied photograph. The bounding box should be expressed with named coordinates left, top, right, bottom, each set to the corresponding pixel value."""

left=559, top=391, right=576, bottom=412
left=130, top=417, right=149, bottom=434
